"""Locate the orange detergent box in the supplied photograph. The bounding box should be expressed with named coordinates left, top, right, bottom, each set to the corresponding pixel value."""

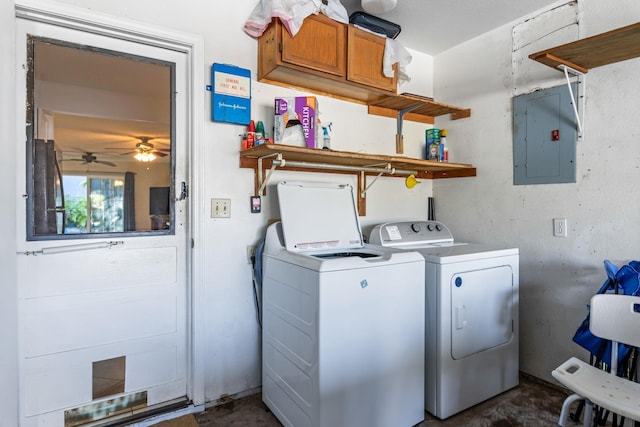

left=274, top=97, right=318, bottom=148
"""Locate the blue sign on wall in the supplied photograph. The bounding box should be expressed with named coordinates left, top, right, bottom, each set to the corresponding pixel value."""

left=211, top=63, right=251, bottom=125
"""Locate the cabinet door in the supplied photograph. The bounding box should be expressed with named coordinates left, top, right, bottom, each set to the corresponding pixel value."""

left=347, top=26, right=396, bottom=92
left=281, top=13, right=346, bottom=77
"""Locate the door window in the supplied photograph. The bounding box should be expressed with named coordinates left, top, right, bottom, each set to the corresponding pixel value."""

left=25, top=37, right=174, bottom=240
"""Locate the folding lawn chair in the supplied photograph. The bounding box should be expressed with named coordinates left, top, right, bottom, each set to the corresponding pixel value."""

left=553, top=294, right=640, bottom=427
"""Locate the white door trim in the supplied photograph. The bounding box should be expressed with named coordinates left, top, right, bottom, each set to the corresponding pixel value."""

left=15, top=0, right=206, bottom=408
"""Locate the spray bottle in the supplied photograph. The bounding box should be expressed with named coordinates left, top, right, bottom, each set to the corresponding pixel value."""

left=322, top=122, right=332, bottom=149
left=439, top=128, right=448, bottom=162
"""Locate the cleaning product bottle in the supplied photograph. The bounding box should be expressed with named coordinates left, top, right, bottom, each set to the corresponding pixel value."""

left=426, top=128, right=440, bottom=161
left=428, top=138, right=439, bottom=161
left=322, top=122, right=332, bottom=149
left=247, top=120, right=255, bottom=148
left=439, top=128, right=448, bottom=162
left=255, top=121, right=265, bottom=145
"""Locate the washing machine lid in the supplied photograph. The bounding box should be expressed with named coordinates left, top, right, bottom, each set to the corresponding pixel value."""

left=276, top=181, right=364, bottom=253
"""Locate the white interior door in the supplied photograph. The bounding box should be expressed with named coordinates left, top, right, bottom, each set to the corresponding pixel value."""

left=16, top=15, right=190, bottom=427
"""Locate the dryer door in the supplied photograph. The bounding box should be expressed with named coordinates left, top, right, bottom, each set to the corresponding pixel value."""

left=450, top=265, right=514, bottom=359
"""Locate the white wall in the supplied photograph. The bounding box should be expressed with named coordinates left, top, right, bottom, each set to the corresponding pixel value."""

left=6, top=0, right=434, bottom=408
left=434, top=0, right=640, bottom=383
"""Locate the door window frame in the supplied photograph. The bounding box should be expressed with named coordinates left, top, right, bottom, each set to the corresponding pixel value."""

left=24, top=36, right=176, bottom=241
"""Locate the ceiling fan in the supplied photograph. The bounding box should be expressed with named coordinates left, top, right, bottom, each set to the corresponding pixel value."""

left=62, top=152, right=117, bottom=167
left=107, top=136, right=170, bottom=162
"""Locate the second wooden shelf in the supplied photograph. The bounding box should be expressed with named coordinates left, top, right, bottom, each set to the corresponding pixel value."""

left=368, top=93, right=472, bottom=125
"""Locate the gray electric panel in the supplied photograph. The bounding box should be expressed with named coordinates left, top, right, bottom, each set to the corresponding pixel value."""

left=513, top=84, right=577, bottom=185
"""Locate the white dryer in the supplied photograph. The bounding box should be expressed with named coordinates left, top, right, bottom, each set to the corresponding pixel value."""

left=369, top=220, right=519, bottom=419
left=262, top=182, right=425, bottom=427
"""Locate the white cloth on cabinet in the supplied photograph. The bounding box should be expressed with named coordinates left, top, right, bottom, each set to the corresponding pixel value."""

left=243, top=0, right=348, bottom=38
left=384, top=37, right=412, bottom=85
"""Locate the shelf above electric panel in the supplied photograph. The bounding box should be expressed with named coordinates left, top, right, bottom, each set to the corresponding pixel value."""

left=529, top=21, right=640, bottom=73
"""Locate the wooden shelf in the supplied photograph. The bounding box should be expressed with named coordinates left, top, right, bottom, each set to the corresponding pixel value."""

left=367, top=93, right=472, bottom=124
left=529, top=21, right=640, bottom=73
left=239, top=144, right=476, bottom=215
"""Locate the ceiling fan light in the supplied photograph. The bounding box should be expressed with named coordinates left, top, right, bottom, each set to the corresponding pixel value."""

left=361, top=0, right=397, bottom=14
left=134, top=151, right=156, bottom=162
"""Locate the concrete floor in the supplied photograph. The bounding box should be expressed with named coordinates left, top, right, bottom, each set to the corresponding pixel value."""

left=195, top=374, right=574, bottom=427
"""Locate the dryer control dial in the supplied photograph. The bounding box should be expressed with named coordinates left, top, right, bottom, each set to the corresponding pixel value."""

left=411, top=223, right=422, bottom=233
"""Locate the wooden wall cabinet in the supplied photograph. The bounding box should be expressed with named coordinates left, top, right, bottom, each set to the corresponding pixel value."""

left=258, top=13, right=397, bottom=104
left=347, top=25, right=396, bottom=92
left=279, top=12, right=346, bottom=77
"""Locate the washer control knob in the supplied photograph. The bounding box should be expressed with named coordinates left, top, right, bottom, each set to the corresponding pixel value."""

left=427, top=223, right=434, bottom=231
left=410, top=223, right=421, bottom=233
left=435, top=224, right=442, bottom=231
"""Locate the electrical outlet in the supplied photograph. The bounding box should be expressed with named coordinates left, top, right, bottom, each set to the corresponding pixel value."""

left=211, top=198, right=231, bottom=218
left=247, top=245, right=256, bottom=264
left=553, top=218, right=567, bottom=237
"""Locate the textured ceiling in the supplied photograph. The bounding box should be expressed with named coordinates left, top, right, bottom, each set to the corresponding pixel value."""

left=339, top=0, right=563, bottom=54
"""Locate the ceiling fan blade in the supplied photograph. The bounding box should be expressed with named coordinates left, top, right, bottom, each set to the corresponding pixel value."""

left=119, top=151, right=137, bottom=155
left=68, top=146, right=92, bottom=153
left=96, top=160, right=117, bottom=167
left=153, top=151, right=168, bottom=157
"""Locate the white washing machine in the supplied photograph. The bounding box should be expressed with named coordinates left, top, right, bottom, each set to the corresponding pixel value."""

left=369, top=220, right=519, bottom=420
left=262, top=182, right=425, bottom=427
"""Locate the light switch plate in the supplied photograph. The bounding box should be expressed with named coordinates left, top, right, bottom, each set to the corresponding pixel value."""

left=212, top=198, right=231, bottom=218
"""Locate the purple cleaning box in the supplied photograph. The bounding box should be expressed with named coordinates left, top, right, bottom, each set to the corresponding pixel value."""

left=274, top=97, right=318, bottom=148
